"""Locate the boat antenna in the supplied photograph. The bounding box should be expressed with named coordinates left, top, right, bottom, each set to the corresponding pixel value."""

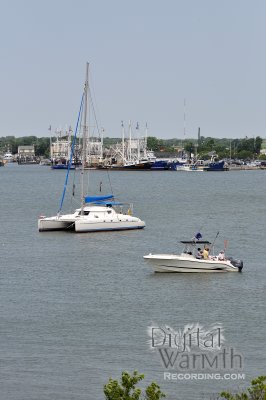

left=224, top=239, right=228, bottom=254
left=209, top=231, right=219, bottom=254
left=81, top=62, right=89, bottom=215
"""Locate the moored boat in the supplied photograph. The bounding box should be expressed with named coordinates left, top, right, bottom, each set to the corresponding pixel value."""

left=38, top=197, right=145, bottom=232
left=175, top=159, right=205, bottom=171
left=203, top=159, right=229, bottom=171
left=3, top=148, right=14, bottom=163
left=38, top=63, right=145, bottom=233
left=51, top=162, right=75, bottom=170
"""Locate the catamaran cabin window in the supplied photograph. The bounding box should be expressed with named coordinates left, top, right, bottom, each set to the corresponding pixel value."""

left=78, top=211, right=90, bottom=215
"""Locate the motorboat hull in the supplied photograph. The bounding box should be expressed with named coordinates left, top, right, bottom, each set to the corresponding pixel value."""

left=143, top=254, right=240, bottom=272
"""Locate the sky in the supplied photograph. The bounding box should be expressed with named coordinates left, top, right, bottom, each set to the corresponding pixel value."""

left=0, top=0, right=265, bottom=139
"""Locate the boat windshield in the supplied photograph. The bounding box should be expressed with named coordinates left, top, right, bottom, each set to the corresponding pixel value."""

left=181, top=241, right=211, bottom=256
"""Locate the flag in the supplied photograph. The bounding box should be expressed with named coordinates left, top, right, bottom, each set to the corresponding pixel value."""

left=136, top=122, right=139, bottom=130
left=48, top=125, right=51, bottom=131
left=195, top=232, right=202, bottom=240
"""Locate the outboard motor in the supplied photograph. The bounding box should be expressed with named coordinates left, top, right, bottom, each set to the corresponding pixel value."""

left=228, top=257, right=243, bottom=272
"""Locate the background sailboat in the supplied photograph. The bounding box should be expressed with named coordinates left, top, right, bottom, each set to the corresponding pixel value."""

left=38, top=63, right=145, bottom=232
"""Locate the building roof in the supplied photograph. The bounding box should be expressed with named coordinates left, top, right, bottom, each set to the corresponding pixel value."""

left=18, top=145, right=35, bottom=150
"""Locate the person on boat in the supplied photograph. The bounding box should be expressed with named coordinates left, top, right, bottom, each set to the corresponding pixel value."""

left=203, top=247, right=209, bottom=259
left=218, top=250, right=225, bottom=261
left=196, top=248, right=203, bottom=259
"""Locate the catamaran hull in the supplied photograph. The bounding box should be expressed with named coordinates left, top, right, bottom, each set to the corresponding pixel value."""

left=38, top=217, right=145, bottom=232
left=38, top=218, right=75, bottom=231
left=143, top=255, right=240, bottom=272
left=74, top=220, right=145, bottom=232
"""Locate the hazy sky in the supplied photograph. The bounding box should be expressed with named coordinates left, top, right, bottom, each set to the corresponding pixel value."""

left=1, top=0, right=265, bottom=139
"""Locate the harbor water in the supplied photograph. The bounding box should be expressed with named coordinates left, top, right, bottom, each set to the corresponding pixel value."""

left=0, top=164, right=265, bottom=400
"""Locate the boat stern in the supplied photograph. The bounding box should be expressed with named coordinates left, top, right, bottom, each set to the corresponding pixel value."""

left=227, top=257, right=244, bottom=272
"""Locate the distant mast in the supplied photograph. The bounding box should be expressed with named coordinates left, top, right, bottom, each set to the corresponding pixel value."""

left=145, top=122, right=148, bottom=158
left=136, top=122, right=140, bottom=162
left=121, top=121, right=125, bottom=162
left=129, top=120, right=132, bottom=162
left=181, top=98, right=186, bottom=153
left=183, top=97, right=186, bottom=142
left=48, top=125, right=52, bottom=159
left=101, top=128, right=104, bottom=161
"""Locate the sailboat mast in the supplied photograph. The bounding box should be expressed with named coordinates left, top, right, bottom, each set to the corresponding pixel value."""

left=100, top=128, right=104, bottom=161
left=136, top=122, right=140, bottom=162
left=81, top=62, right=89, bottom=213
left=183, top=98, right=186, bottom=139
left=145, top=122, right=148, bottom=158
left=129, top=120, right=132, bottom=162
left=181, top=98, right=186, bottom=158
left=121, top=121, right=125, bottom=162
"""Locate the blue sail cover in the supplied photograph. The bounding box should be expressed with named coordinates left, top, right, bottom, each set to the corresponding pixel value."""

left=84, top=195, right=114, bottom=203
left=94, top=201, right=124, bottom=206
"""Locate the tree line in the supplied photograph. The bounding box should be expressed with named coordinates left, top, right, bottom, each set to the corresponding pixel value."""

left=147, top=136, right=265, bottom=160
left=0, top=135, right=265, bottom=160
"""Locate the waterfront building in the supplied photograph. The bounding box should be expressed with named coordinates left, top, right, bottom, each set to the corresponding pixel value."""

left=18, top=145, right=36, bottom=164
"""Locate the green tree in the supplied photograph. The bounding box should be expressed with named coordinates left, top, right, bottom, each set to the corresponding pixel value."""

left=234, top=137, right=263, bottom=157
left=214, top=145, right=228, bottom=156
left=35, top=137, right=50, bottom=157
left=200, top=137, right=215, bottom=152
left=147, top=136, right=160, bottom=151
left=147, top=136, right=165, bottom=151
left=220, top=375, right=266, bottom=400
left=103, top=370, right=166, bottom=400
left=237, top=150, right=253, bottom=160
left=254, top=136, right=263, bottom=155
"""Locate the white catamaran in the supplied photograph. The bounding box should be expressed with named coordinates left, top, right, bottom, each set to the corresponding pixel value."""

left=38, top=63, right=145, bottom=233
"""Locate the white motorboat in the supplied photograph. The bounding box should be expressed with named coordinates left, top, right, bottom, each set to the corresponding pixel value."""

left=38, top=63, right=145, bottom=233
left=3, top=148, right=14, bottom=162
left=144, top=240, right=243, bottom=273
left=176, top=159, right=205, bottom=172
